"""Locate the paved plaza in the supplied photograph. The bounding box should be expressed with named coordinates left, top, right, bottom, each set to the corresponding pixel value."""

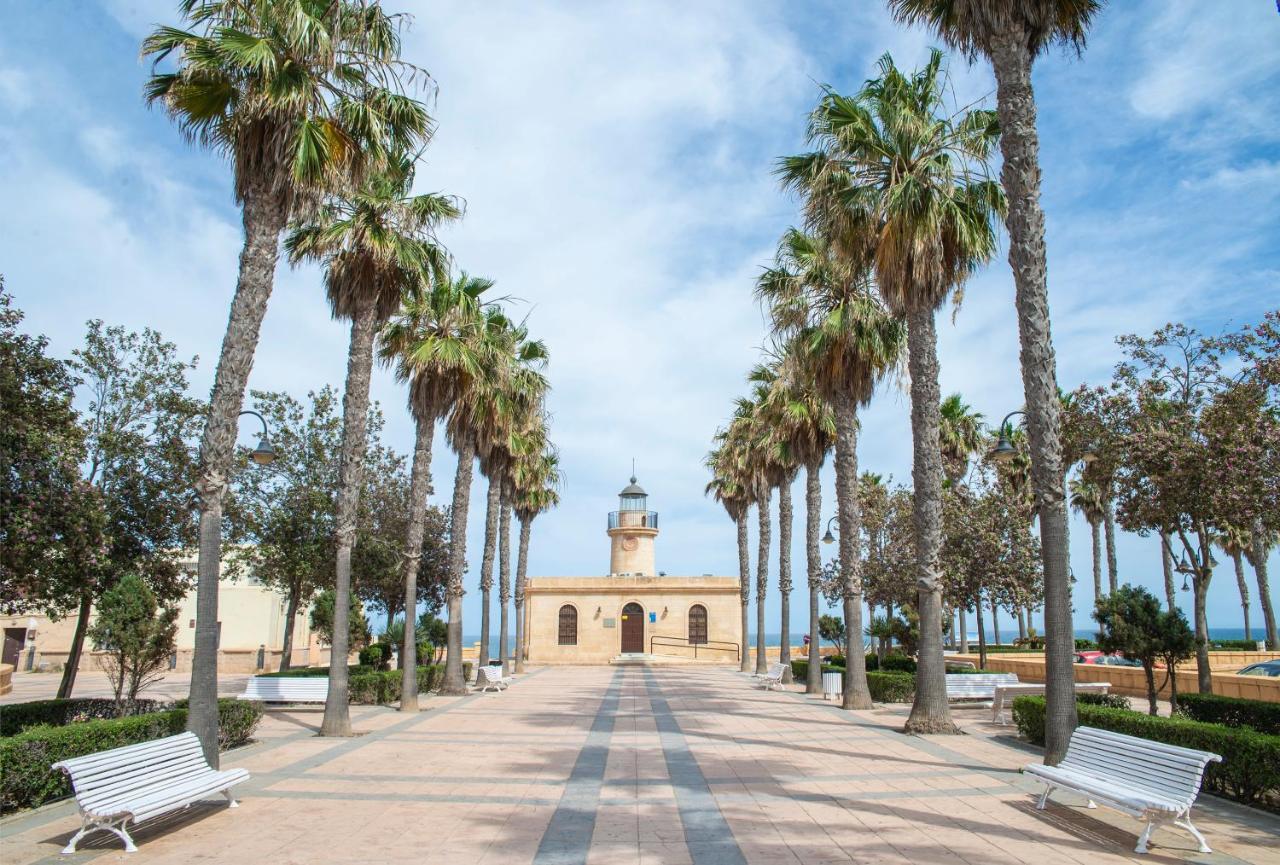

left=2, top=666, right=1277, bottom=865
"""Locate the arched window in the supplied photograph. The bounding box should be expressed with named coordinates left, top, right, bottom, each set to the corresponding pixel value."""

left=558, top=605, right=578, bottom=646
left=688, top=604, right=708, bottom=645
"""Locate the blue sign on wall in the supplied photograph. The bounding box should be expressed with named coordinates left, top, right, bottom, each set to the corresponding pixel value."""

left=649, top=611, right=657, bottom=623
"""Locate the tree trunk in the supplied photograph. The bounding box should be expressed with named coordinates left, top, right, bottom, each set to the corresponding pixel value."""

left=188, top=185, right=287, bottom=765
left=1231, top=549, right=1251, bottom=643
left=1017, top=606, right=1027, bottom=642
left=514, top=515, right=532, bottom=673
left=1090, top=521, right=1102, bottom=604
left=399, top=414, right=434, bottom=711
left=959, top=606, right=968, bottom=654
left=279, top=587, right=300, bottom=673
left=1247, top=519, right=1277, bottom=649
left=778, top=479, right=793, bottom=683
left=441, top=437, right=475, bottom=694
left=976, top=592, right=988, bottom=670
left=737, top=511, right=752, bottom=673
left=990, top=26, right=1077, bottom=766
left=321, top=304, right=378, bottom=738
left=903, top=307, right=957, bottom=734
left=1192, top=571, right=1212, bottom=694
left=56, top=592, right=93, bottom=698
left=1144, top=664, right=1158, bottom=716
left=477, top=477, right=499, bottom=669
left=498, top=488, right=512, bottom=673
left=1103, top=499, right=1118, bottom=594
left=1161, top=533, right=1178, bottom=611
left=833, top=391, right=872, bottom=710
left=991, top=596, right=1001, bottom=647
left=805, top=462, right=823, bottom=695
left=755, top=490, right=771, bottom=675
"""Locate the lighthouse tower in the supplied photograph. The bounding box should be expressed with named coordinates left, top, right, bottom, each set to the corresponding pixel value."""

left=607, top=473, right=658, bottom=575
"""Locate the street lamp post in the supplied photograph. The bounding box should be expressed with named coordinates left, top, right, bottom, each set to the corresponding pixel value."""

left=821, top=516, right=838, bottom=545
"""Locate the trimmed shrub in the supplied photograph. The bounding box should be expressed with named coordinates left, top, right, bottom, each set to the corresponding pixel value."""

left=0, top=699, right=262, bottom=812
left=789, top=660, right=845, bottom=681
left=1175, top=693, right=1280, bottom=735
left=259, top=665, right=373, bottom=679
left=1209, top=639, right=1262, bottom=651
left=1075, top=638, right=1098, bottom=651
left=866, top=671, right=915, bottom=703
left=0, top=699, right=168, bottom=737
left=347, top=664, right=463, bottom=704
left=358, top=645, right=384, bottom=668
left=880, top=655, right=917, bottom=674
left=1076, top=692, right=1132, bottom=711
left=1011, top=696, right=1280, bottom=805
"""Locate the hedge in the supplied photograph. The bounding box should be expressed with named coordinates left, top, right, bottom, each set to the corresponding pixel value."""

left=259, top=665, right=373, bottom=678
left=1209, top=639, right=1264, bottom=651
left=789, top=659, right=845, bottom=681
left=0, top=699, right=263, bottom=812
left=1175, top=693, right=1280, bottom=736
left=866, top=671, right=915, bottom=703
left=349, top=663, right=473, bottom=705
left=1011, top=696, right=1280, bottom=805
left=0, top=699, right=169, bottom=737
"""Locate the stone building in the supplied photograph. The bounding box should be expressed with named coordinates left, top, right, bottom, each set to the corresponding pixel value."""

left=521, top=475, right=742, bottom=665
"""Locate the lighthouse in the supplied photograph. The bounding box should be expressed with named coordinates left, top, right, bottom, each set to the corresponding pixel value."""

left=607, top=473, right=658, bottom=576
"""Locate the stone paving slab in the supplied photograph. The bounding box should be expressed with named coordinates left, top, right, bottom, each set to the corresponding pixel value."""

left=2, top=665, right=1277, bottom=864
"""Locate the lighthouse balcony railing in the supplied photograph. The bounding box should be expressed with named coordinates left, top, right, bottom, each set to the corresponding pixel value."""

left=608, top=511, right=658, bottom=530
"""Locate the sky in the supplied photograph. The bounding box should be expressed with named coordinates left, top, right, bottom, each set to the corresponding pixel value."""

left=1, top=1, right=1277, bottom=639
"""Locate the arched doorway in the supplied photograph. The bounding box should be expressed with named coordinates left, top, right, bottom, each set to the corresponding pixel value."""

left=621, top=602, right=645, bottom=653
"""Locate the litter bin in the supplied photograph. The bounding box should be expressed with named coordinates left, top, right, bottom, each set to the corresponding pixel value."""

left=822, top=671, right=842, bottom=701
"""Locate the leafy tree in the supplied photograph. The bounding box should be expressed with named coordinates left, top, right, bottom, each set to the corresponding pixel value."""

left=1094, top=585, right=1194, bottom=715
left=417, top=612, right=448, bottom=663
left=88, top=573, right=179, bottom=711
left=310, top=589, right=371, bottom=651
left=818, top=614, right=846, bottom=651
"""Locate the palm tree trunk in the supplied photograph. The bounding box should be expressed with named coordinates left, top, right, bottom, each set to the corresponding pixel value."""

left=514, top=515, right=532, bottom=673
left=1231, top=549, right=1251, bottom=643
left=778, top=480, right=793, bottom=683
left=990, top=25, right=1076, bottom=766
left=991, top=597, right=1001, bottom=647
left=187, top=186, right=287, bottom=765
left=959, top=606, right=968, bottom=654
left=56, top=592, right=93, bottom=698
left=903, top=307, right=956, bottom=733
left=498, top=488, right=512, bottom=673
left=1103, top=498, right=1118, bottom=594
left=1161, top=533, right=1177, bottom=611
left=755, top=491, right=771, bottom=675
left=1017, top=606, right=1027, bottom=642
left=805, top=462, right=822, bottom=695
left=1247, top=519, right=1277, bottom=649
left=398, top=414, right=434, bottom=711
left=833, top=391, right=872, bottom=710
left=975, top=591, right=988, bottom=670
left=477, top=478, right=499, bottom=669
left=279, top=588, right=300, bottom=673
left=738, top=511, right=752, bottom=673
left=321, top=304, right=378, bottom=738
left=1192, top=528, right=1213, bottom=694
left=441, top=436, right=476, bottom=695
left=1091, top=521, right=1102, bottom=604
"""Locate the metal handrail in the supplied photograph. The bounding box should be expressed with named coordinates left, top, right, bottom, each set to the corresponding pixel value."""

left=649, top=634, right=739, bottom=662
left=608, top=510, right=658, bottom=530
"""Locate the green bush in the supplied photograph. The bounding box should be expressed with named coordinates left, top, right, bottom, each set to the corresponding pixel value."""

left=0, top=699, right=169, bottom=737
left=1011, top=696, right=1280, bottom=805
left=346, top=663, right=465, bottom=704
left=1209, top=639, right=1262, bottom=651
left=881, top=655, right=917, bottom=674
left=0, top=699, right=262, bottom=812
left=1175, top=693, right=1280, bottom=735
left=259, top=665, right=373, bottom=678
left=789, top=659, right=845, bottom=681
left=358, top=645, right=384, bottom=668
left=1075, top=638, right=1098, bottom=651
left=1076, top=692, right=1132, bottom=711
left=867, top=671, right=915, bottom=703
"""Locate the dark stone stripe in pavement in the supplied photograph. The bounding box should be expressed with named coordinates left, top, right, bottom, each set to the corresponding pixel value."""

left=532, top=667, right=627, bottom=865
left=642, top=668, right=748, bottom=865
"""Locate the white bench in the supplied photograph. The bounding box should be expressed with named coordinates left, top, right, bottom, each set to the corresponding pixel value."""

left=238, top=676, right=328, bottom=704
left=945, top=672, right=1019, bottom=705
left=52, top=731, right=249, bottom=854
left=991, top=682, right=1113, bottom=724
left=1024, top=726, right=1221, bottom=854
left=475, top=665, right=512, bottom=693
left=757, top=662, right=788, bottom=691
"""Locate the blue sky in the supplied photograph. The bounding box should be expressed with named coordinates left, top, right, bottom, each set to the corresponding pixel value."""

left=1, top=1, right=1277, bottom=639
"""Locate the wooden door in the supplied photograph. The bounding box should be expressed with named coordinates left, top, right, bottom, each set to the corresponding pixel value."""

left=3, top=628, right=26, bottom=667
left=620, top=603, right=644, bottom=653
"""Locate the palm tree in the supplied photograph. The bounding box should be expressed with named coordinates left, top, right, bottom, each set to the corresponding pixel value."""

left=706, top=438, right=753, bottom=673
left=1216, top=525, right=1252, bottom=643
left=1069, top=476, right=1104, bottom=603
left=939, top=394, right=986, bottom=485
left=475, top=466, right=502, bottom=669
left=380, top=273, right=495, bottom=707
left=731, top=390, right=775, bottom=676
left=1245, top=520, right=1278, bottom=650
left=756, top=228, right=905, bottom=710
left=889, top=0, right=1105, bottom=764
left=287, top=155, right=459, bottom=736
left=802, top=52, right=1002, bottom=732
left=143, top=0, right=432, bottom=762
left=513, top=447, right=561, bottom=672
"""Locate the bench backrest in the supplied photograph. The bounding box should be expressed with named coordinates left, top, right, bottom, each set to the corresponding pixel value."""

left=479, top=666, right=504, bottom=684
left=768, top=662, right=787, bottom=678
left=1061, top=726, right=1222, bottom=808
left=52, top=731, right=210, bottom=808
left=945, top=673, right=1019, bottom=695
left=242, top=676, right=329, bottom=701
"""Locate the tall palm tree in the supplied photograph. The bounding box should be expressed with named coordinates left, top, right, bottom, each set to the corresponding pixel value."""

left=475, top=465, right=502, bottom=669
left=756, top=228, right=905, bottom=710
left=381, top=273, right=495, bottom=706
left=1069, top=476, right=1104, bottom=603
left=1216, top=525, right=1252, bottom=643
left=1245, top=520, right=1278, bottom=650
left=732, top=389, right=775, bottom=676
left=513, top=447, right=561, bottom=672
left=143, top=0, right=432, bottom=762
left=939, top=394, right=986, bottom=486
left=803, top=52, right=1002, bottom=732
left=889, top=0, right=1105, bottom=764
left=706, top=438, right=753, bottom=673
left=287, top=156, right=459, bottom=736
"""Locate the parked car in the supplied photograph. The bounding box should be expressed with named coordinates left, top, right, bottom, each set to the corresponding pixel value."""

left=1074, top=650, right=1105, bottom=664
left=1074, top=651, right=1142, bottom=667
left=1237, top=659, right=1280, bottom=677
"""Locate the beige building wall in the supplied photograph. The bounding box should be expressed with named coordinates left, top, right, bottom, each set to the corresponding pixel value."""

left=524, top=575, right=742, bottom=665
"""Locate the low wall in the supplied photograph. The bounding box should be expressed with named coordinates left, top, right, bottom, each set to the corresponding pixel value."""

left=950, top=653, right=1280, bottom=703
left=0, top=663, right=11, bottom=695
left=21, top=647, right=355, bottom=676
